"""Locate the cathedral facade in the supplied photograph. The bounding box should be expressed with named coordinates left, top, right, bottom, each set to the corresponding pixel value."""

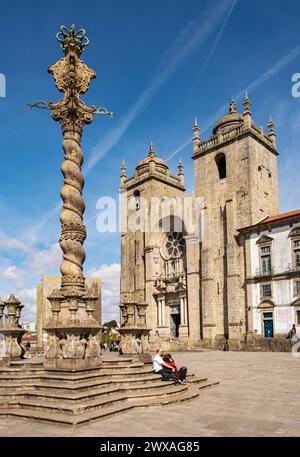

left=119, top=96, right=299, bottom=349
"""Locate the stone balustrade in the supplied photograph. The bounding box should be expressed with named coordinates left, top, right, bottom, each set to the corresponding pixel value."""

left=198, top=123, right=273, bottom=155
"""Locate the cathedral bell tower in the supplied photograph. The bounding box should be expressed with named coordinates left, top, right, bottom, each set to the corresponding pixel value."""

left=193, top=96, right=279, bottom=347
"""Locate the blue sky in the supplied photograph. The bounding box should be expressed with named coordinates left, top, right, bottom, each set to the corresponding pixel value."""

left=0, top=0, right=300, bottom=322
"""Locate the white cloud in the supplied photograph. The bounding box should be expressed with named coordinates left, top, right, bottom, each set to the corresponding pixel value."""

left=28, top=242, right=61, bottom=274
left=0, top=237, right=30, bottom=253
left=23, top=203, right=61, bottom=245
left=0, top=265, right=24, bottom=280
left=0, top=242, right=61, bottom=323
left=89, top=263, right=120, bottom=323
left=17, top=288, right=36, bottom=322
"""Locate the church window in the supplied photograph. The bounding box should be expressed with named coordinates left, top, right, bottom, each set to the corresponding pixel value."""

left=166, top=232, right=185, bottom=257
left=293, top=239, right=300, bottom=270
left=133, top=190, right=140, bottom=210
left=215, top=153, right=226, bottom=179
left=260, top=245, right=272, bottom=275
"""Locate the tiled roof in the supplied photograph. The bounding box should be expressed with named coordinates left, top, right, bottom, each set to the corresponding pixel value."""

left=239, top=209, right=300, bottom=232
left=257, top=209, right=300, bottom=224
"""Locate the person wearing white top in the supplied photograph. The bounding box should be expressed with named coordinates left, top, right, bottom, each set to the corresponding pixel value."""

left=152, top=348, right=179, bottom=382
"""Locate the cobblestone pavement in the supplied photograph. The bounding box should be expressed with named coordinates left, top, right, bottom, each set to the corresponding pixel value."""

left=1, top=351, right=300, bottom=437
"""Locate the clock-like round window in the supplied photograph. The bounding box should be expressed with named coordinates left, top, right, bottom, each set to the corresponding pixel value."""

left=165, top=232, right=185, bottom=258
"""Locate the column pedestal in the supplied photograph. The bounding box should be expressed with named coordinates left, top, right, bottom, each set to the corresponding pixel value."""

left=118, top=326, right=152, bottom=363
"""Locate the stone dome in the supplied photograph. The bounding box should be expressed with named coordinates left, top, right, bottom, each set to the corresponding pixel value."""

left=135, top=144, right=169, bottom=176
left=213, top=100, right=243, bottom=135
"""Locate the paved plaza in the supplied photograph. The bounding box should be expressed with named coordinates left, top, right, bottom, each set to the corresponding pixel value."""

left=0, top=350, right=300, bottom=437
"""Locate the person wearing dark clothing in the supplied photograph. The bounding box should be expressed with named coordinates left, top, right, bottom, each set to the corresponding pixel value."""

left=163, top=353, right=187, bottom=384
left=287, top=324, right=297, bottom=341
left=152, top=349, right=179, bottom=382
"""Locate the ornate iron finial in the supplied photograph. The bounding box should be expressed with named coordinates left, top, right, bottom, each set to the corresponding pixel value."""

left=27, top=101, right=50, bottom=110
left=28, top=25, right=114, bottom=120
left=94, top=106, right=115, bottom=118
left=56, top=24, right=89, bottom=56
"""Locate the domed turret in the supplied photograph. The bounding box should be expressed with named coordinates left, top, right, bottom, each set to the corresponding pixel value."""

left=213, top=99, right=243, bottom=135
left=135, top=143, right=169, bottom=177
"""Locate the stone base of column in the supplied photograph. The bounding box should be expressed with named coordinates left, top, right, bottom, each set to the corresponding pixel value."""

left=43, top=357, right=102, bottom=370
left=118, top=326, right=151, bottom=362
left=0, top=327, right=27, bottom=360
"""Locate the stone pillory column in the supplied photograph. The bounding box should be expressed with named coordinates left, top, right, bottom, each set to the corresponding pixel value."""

left=43, top=25, right=112, bottom=369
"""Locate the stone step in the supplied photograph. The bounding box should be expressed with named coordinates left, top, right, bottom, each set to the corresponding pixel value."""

left=0, top=379, right=178, bottom=404
left=0, top=365, right=155, bottom=382
left=0, top=374, right=208, bottom=397
left=38, top=374, right=165, bottom=390
left=197, top=380, right=220, bottom=390
left=30, top=382, right=184, bottom=403
left=9, top=359, right=43, bottom=365
left=12, top=392, right=129, bottom=416
left=101, top=357, right=133, bottom=365
left=25, top=381, right=178, bottom=402
left=126, top=383, right=187, bottom=401
left=0, top=386, right=200, bottom=425
left=10, top=383, right=188, bottom=416
left=188, top=375, right=208, bottom=384
left=0, top=373, right=166, bottom=394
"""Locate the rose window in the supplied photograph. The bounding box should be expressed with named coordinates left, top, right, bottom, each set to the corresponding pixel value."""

left=165, top=232, right=185, bottom=257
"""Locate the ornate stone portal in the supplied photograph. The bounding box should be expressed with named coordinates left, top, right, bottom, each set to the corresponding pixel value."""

left=41, top=25, right=113, bottom=369
left=0, top=295, right=26, bottom=362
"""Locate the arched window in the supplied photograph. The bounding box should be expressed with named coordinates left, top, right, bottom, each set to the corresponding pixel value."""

left=133, top=190, right=140, bottom=210
left=215, top=153, right=226, bottom=179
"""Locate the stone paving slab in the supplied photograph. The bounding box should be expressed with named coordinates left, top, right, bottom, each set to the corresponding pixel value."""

left=0, top=351, right=300, bottom=437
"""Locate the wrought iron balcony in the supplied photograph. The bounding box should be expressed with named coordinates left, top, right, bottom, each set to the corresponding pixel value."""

left=253, top=267, right=275, bottom=278
left=252, top=264, right=300, bottom=280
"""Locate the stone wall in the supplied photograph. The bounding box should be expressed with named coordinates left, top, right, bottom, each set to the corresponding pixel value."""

left=240, top=336, right=293, bottom=352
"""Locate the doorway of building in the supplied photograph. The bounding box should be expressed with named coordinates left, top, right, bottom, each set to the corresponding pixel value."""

left=170, top=314, right=180, bottom=337
left=263, top=312, right=274, bottom=338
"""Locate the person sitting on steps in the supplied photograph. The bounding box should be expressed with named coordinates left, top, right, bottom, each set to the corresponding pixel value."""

left=152, top=348, right=179, bottom=383
left=163, top=353, right=188, bottom=384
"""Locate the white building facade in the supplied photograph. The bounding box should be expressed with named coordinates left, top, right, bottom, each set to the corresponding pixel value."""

left=241, top=211, right=300, bottom=338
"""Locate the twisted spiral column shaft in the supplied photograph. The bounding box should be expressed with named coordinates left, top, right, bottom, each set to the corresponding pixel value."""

left=59, top=130, right=86, bottom=288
